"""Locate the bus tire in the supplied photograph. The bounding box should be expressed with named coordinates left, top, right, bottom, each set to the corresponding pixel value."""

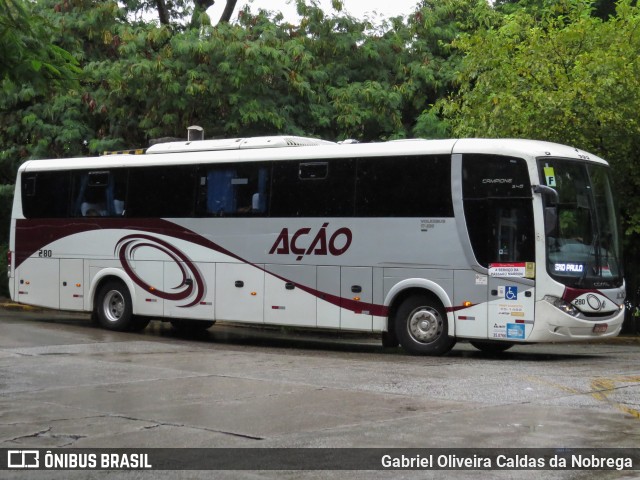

left=395, top=294, right=455, bottom=356
left=95, top=280, right=134, bottom=331
left=469, top=341, right=513, bottom=353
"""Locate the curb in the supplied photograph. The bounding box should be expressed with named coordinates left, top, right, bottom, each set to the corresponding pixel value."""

left=0, top=302, right=42, bottom=312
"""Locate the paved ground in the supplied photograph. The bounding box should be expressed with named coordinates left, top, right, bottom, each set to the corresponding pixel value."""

left=0, top=305, right=639, bottom=479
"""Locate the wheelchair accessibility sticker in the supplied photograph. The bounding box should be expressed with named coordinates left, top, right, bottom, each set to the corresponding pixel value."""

left=498, top=286, right=518, bottom=301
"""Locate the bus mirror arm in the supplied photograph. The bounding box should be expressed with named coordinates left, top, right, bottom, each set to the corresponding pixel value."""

left=533, top=185, right=559, bottom=236
left=532, top=184, right=559, bottom=205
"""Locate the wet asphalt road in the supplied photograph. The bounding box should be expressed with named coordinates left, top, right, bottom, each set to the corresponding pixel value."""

left=0, top=306, right=639, bottom=479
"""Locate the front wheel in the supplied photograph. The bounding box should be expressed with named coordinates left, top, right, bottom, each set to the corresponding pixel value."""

left=95, top=280, right=133, bottom=331
left=395, top=294, right=455, bottom=356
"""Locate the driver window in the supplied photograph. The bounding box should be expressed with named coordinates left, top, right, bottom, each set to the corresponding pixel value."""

left=462, top=155, right=535, bottom=268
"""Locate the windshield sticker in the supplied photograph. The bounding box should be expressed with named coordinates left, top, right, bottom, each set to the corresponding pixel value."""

left=544, top=166, right=556, bottom=186
left=489, top=262, right=535, bottom=278
left=554, top=263, right=584, bottom=275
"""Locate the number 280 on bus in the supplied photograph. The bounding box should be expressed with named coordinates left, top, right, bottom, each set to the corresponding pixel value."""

left=7, top=134, right=625, bottom=355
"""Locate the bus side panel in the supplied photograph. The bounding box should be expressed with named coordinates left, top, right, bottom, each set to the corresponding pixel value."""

left=16, top=257, right=60, bottom=309
left=215, top=263, right=264, bottom=323
left=131, top=260, right=164, bottom=317
left=59, top=258, right=84, bottom=310
left=163, top=261, right=216, bottom=320
left=264, top=265, right=316, bottom=327
left=317, top=266, right=340, bottom=329
left=340, top=267, right=373, bottom=331
left=372, top=267, right=385, bottom=331
left=453, top=270, right=488, bottom=338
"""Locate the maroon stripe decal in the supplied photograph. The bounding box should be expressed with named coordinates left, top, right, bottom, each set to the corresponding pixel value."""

left=15, top=218, right=389, bottom=316
left=561, top=286, right=616, bottom=304
left=116, top=234, right=205, bottom=308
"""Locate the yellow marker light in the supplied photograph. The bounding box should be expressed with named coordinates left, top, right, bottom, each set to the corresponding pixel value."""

left=463, top=301, right=473, bottom=308
left=25, top=281, right=30, bottom=285
left=353, top=296, right=361, bottom=301
left=251, top=292, right=257, bottom=296
left=75, top=283, right=82, bottom=287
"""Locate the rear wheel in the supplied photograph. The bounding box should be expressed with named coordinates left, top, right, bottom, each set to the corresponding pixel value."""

left=395, top=294, right=455, bottom=356
left=95, top=280, right=133, bottom=331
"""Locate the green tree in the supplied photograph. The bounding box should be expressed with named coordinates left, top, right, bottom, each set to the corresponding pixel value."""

left=0, top=0, right=81, bottom=297
left=409, top=0, right=498, bottom=138
left=439, top=0, right=640, bottom=296
left=0, top=0, right=81, bottom=182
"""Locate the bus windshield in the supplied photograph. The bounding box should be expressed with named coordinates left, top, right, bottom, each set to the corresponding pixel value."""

left=539, top=158, right=623, bottom=288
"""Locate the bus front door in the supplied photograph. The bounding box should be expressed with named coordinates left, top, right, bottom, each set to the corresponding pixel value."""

left=486, top=206, right=536, bottom=341
left=487, top=276, right=535, bottom=341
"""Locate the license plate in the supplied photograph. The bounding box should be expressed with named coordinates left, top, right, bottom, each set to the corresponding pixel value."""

left=593, top=324, right=608, bottom=333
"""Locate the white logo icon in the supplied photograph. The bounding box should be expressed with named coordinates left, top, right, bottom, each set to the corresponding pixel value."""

left=8, top=450, right=40, bottom=468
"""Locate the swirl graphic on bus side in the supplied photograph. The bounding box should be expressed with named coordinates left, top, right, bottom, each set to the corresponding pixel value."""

left=115, top=234, right=205, bottom=308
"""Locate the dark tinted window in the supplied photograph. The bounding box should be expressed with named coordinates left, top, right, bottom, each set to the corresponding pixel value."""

left=196, top=163, right=269, bottom=217
left=128, top=166, right=196, bottom=217
left=356, top=155, right=453, bottom=217
left=70, top=170, right=128, bottom=217
left=462, top=155, right=534, bottom=267
left=270, top=159, right=356, bottom=217
left=462, top=154, right=531, bottom=199
left=22, top=171, right=71, bottom=218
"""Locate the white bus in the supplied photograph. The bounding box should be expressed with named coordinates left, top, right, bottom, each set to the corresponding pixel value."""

left=7, top=136, right=625, bottom=355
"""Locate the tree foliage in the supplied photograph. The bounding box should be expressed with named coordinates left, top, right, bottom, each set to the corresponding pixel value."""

left=2, top=0, right=640, bottom=301
left=439, top=0, right=640, bottom=297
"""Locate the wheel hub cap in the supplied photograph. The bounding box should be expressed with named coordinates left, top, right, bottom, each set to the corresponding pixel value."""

left=408, top=307, right=441, bottom=343
left=104, top=291, right=124, bottom=323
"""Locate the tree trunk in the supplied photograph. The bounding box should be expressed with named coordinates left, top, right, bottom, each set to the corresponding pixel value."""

left=155, top=0, right=170, bottom=25
left=218, top=0, right=237, bottom=23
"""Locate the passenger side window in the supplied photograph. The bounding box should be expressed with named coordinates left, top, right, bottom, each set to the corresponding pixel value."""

left=128, top=166, right=196, bottom=217
left=70, top=170, right=128, bottom=217
left=21, top=171, right=71, bottom=218
left=270, top=159, right=356, bottom=217
left=355, top=155, right=453, bottom=217
left=197, top=163, right=269, bottom=217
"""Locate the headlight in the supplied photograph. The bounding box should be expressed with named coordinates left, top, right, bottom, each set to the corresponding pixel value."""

left=544, top=295, right=580, bottom=316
